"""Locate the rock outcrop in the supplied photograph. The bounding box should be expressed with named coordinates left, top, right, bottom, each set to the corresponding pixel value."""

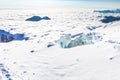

left=26, top=16, right=51, bottom=22
left=0, top=30, right=28, bottom=43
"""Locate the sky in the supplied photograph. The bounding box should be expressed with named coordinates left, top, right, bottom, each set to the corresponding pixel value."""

left=0, top=0, right=120, bottom=9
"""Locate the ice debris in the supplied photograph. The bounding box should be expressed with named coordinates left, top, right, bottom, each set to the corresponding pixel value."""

left=0, top=30, right=28, bottom=43
left=57, top=33, right=102, bottom=48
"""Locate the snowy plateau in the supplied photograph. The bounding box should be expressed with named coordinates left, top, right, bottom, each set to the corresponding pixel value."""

left=0, top=8, right=120, bottom=80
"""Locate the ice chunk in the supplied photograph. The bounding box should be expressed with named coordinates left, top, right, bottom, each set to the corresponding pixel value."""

left=57, top=34, right=71, bottom=48
left=57, top=33, right=102, bottom=48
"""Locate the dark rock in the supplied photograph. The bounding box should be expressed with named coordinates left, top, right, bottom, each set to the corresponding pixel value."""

left=47, top=42, right=54, bottom=48
left=23, top=71, right=27, bottom=73
left=110, top=57, right=114, bottom=60
left=26, top=16, right=51, bottom=22
left=33, top=73, right=35, bottom=75
left=8, top=79, right=12, bottom=80
left=1, top=69, right=9, bottom=73
left=101, top=16, right=120, bottom=23
left=26, top=16, right=42, bottom=21
left=0, top=30, right=28, bottom=43
left=42, top=16, right=51, bottom=20
left=94, top=9, right=120, bottom=13
left=30, top=50, right=35, bottom=53
left=5, top=74, right=11, bottom=78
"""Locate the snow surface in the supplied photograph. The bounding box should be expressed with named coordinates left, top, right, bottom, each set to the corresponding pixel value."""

left=0, top=8, right=120, bottom=80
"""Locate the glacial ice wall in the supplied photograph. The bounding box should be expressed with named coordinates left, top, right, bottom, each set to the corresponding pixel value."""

left=57, top=33, right=102, bottom=48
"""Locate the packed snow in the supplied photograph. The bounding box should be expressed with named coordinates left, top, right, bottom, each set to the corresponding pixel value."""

left=0, top=8, right=120, bottom=80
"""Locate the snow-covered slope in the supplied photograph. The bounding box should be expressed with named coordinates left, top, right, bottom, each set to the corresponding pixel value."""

left=0, top=8, right=120, bottom=80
